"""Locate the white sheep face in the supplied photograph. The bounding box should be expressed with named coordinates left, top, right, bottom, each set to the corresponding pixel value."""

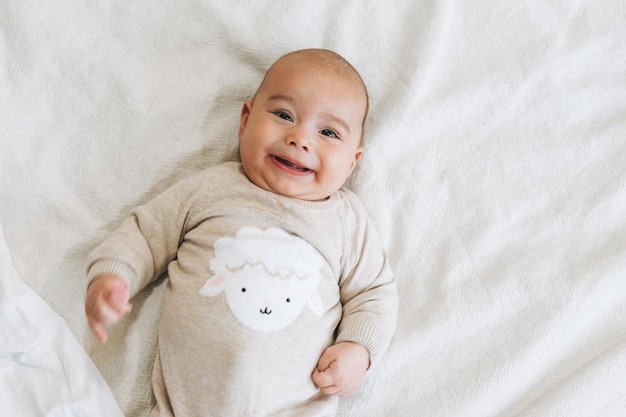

left=229, top=264, right=316, bottom=332
left=199, top=227, right=325, bottom=333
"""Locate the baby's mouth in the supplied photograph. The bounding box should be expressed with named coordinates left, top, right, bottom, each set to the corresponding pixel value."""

left=272, top=155, right=311, bottom=173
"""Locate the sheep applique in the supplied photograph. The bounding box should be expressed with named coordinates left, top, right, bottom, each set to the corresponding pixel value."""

left=199, top=227, right=325, bottom=332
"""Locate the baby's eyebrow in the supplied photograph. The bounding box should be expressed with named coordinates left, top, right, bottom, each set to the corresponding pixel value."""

left=322, top=113, right=350, bottom=135
left=267, top=94, right=293, bottom=103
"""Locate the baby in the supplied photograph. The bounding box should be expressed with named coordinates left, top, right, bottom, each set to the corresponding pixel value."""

left=85, top=48, right=398, bottom=416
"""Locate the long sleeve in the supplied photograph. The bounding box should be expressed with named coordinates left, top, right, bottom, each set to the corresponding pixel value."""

left=86, top=172, right=204, bottom=297
left=334, top=198, right=399, bottom=367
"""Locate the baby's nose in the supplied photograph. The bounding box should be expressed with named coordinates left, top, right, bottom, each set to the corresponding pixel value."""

left=289, top=140, right=309, bottom=151
left=287, top=128, right=311, bottom=151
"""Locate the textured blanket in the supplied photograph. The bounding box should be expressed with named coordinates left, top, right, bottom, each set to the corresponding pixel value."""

left=0, top=224, right=123, bottom=416
left=1, top=1, right=625, bottom=416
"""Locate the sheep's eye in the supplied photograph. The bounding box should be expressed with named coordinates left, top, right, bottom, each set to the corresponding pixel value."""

left=286, top=298, right=290, bottom=303
left=241, top=288, right=246, bottom=293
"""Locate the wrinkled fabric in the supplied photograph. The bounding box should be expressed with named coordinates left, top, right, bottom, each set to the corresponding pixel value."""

left=0, top=223, right=123, bottom=417
left=1, top=1, right=625, bottom=416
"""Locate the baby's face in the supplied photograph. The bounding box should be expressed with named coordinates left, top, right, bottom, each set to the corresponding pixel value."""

left=239, top=56, right=366, bottom=201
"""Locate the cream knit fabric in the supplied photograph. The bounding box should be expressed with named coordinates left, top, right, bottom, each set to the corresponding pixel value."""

left=87, top=162, right=397, bottom=417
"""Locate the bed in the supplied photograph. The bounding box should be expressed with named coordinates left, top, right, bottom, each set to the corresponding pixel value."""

left=1, top=1, right=625, bottom=416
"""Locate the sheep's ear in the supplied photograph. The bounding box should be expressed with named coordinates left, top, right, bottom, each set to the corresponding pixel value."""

left=199, top=274, right=225, bottom=297
left=306, top=290, right=324, bottom=317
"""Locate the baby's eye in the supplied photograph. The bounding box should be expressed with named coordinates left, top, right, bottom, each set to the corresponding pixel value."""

left=320, top=128, right=339, bottom=139
left=286, top=298, right=291, bottom=303
left=273, top=111, right=293, bottom=122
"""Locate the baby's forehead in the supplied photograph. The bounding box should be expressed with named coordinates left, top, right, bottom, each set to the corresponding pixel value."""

left=264, top=54, right=365, bottom=95
left=264, top=62, right=366, bottom=113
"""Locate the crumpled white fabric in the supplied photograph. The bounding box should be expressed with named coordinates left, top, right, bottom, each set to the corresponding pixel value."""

left=0, top=223, right=123, bottom=417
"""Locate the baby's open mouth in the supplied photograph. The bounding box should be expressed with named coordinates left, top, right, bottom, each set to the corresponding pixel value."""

left=273, top=156, right=311, bottom=173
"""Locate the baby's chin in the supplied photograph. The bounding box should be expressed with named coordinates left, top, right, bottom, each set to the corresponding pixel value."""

left=242, top=165, right=337, bottom=201
left=272, top=186, right=331, bottom=202
left=266, top=182, right=333, bottom=202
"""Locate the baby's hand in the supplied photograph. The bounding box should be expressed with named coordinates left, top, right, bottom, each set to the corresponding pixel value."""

left=85, top=275, right=132, bottom=343
left=312, top=342, right=370, bottom=397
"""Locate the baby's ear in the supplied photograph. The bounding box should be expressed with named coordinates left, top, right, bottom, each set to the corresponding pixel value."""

left=239, top=101, right=252, bottom=139
left=199, top=274, right=225, bottom=297
left=350, top=146, right=363, bottom=172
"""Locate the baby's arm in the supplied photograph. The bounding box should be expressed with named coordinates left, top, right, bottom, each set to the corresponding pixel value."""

left=85, top=171, right=205, bottom=342
left=315, top=200, right=398, bottom=396
left=85, top=275, right=132, bottom=343
left=312, top=342, right=370, bottom=397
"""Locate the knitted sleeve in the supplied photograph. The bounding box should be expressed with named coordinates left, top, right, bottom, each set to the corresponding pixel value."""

left=334, top=198, right=399, bottom=368
left=86, top=170, right=208, bottom=297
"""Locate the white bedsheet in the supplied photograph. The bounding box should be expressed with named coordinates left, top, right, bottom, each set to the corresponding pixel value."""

left=0, top=223, right=123, bottom=416
left=1, top=1, right=625, bottom=416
